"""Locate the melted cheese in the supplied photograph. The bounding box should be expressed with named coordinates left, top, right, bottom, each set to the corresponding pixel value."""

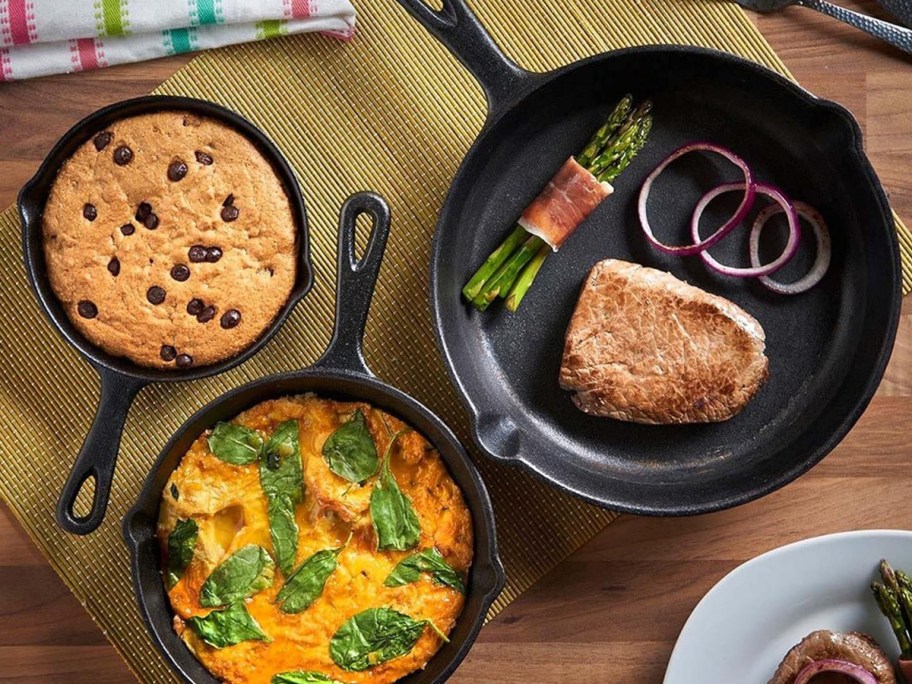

left=158, top=395, right=473, bottom=684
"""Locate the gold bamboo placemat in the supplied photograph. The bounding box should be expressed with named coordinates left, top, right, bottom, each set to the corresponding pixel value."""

left=0, top=1, right=909, bottom=682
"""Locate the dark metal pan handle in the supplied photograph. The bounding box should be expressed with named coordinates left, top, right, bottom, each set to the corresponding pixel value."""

left=312, top=192, right=391, bottom=376
left=56, top=368, right=144, bottom=535
left=395, top=0, right=534, bottom=115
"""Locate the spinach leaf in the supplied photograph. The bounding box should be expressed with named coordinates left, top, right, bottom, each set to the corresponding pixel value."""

left=384, top=547, right=465, bottom=594
left=329, top=607, right=426, bottom=672
left=170, top=483, right=179, bottom=500
left=166, top=518, right=198, bottom=589
left=276, top=543, right=344, bottom=614
left=186, top=601, right=269, bottom=648
left=208, top=422, right=264, bottom=465
left=370, top=430, right=420, bottom=551
left=266, top=495, right=299, bottom=577
left=322, top=409, right=378, bottom=483
left=199, top=545, right=275, bottom=608
left=258, top=420, right=305, bottom=576
left=272, top=672, right=346, bottom=684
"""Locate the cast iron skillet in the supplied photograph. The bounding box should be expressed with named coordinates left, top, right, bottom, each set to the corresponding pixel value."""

left=123, top=192, right=504, bottom=684
left=397, top=0, right=901, bottom=514
left=19, top=96, right=313, bottom=535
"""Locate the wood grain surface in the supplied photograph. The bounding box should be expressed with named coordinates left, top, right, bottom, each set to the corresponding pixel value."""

left=2, top=2, right=911, bottom=681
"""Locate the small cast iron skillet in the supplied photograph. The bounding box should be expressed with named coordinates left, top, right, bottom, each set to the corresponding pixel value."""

left=19, top=96, right=313, bottom=535
left=396, top=0, right=901, bottom=515
left=123, top=192, right=504, bottom=684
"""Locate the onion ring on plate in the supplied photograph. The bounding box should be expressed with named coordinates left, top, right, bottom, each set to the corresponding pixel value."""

left=692, top=182, right=801, bottom=278
left=638, top=142, right=756, bottom=255
left=751, top=200, right=831, bottom=295
left=793, top=659, right=877, bottom=684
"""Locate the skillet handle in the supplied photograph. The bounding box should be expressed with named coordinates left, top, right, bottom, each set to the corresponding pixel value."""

left=56, top=369, right=144, bottom=535
left=395, top=0, right=533, bottom=115
left=313, top=192, right=391, bottom=377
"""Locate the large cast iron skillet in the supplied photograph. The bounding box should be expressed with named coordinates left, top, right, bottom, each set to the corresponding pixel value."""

left=124, top=192, right=504, bottom=684
left=19, top=96, right=313, bottom=534
left=397, top=0, right=901, bottom=514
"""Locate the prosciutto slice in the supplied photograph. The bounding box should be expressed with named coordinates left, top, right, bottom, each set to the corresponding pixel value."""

left=518, top=157, right=613, bottom=251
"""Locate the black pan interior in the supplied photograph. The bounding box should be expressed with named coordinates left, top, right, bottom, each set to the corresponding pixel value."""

left=432, top=48, right=899, bottom=514
left=124, top=372, right=504, bottom=684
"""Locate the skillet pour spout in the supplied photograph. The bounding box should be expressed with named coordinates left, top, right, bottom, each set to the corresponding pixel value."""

left=124, top=191, right=504, bottom=684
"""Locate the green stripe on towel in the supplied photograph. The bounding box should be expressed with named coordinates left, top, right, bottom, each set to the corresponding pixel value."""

left=196, top=0, right=219, bottom=25
left=256, top=19, right=288, bottom=40
left=101, top=0, right=127, bottom=36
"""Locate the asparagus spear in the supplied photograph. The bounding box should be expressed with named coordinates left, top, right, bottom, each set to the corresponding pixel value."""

left=505, top=244, right=550, bottom=311
left=599, top=115, right=653, bottom=183
left=873, top=581, right=912, bottom=659
left=472, top=236, right=545, bottom=311
left=575, top=95, right=633, bottom=168
left=462, top=226, right=527, bottom=301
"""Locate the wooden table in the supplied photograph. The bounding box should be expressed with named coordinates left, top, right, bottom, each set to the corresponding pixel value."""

left=2, top=2, right=911, bottom=681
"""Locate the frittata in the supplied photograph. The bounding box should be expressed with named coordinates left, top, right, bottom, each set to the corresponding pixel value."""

left=158, top=395, right=473, bottom=684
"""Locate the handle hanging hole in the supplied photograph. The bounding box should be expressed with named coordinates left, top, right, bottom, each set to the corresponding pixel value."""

left=354, top=211, right=375, bottom=263
left=72, top=474, right=97, bottom=519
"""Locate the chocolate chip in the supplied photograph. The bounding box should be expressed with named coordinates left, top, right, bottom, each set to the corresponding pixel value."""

left=83, top=204, right=97, bottom=221
left=167, top=160, right=188, bottom=182
left=188, top=245, right=207, bottom=263
left=195, top=150, right=213, bottom=165
left=220, top=205, right=239, bottom=222
left=171, top=264, right=190, bottom=282
left=113, top=145, right=133, bottom=165
left=160, top=345, right=177, bottom=362
left=186, top=298, right=204, bottom=316
left=197, top=305, right=216, bottom=323
left=93, top=131, right=113, bottom=151
left=120, top=223, right=135, bottom=236
left=77, top=300, right=97, bottom=319
left=205, top=247, right=222, bottom=263
left=135, top=202, right=152, bottom=221
left=220, top=309, right=241, bottom=329
left=143, top=213, right=159, bottom=230
left=175, top=353, right=193, bottom=368
left=147, top=286, right=166, bottom=305
left=222, top=194, right=235, bottom=207
left=107, top=257, right=120, bottom=276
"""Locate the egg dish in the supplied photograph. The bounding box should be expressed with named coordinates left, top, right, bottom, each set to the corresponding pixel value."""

left=157, top=395, right=473, bottom=684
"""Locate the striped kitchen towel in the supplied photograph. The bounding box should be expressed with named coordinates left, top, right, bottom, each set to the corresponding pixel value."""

left=0, top=0, right=356, bottom=81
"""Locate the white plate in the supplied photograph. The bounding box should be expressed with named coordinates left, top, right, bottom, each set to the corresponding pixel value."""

left=664, top=530, right=912, bottom=683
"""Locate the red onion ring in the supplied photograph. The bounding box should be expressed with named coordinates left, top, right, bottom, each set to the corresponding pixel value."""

left=637, top=142, right=756, bottom=255
left=793, top=659, right=877, bottom=684
left=692, top=182, right=801, bottom=278
left=751, top=200, right=831, bottom=295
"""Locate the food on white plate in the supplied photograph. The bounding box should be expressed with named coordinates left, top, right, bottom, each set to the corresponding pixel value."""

left=769, top=630, right=896, bottom=684
left=559, top=259, right=768, bottom=424
left=638, top=141, right=831, bottom=294
left=463, top=94, right=653, bottom=312
left=872, top=559, right=912, bottom=681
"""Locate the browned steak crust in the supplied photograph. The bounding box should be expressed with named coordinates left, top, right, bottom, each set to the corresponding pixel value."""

left=769, top=630, right=897, bottom=684
left=559, top=259, right=768, bottom=424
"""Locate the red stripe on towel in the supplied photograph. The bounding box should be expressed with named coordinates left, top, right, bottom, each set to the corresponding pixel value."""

left=288, top=0, right=311, bottom=18
left=0, top=48, right=12, bottom=80
left=7, top=0, right=35, bottom=46
left=76, top=37, right=99, bottom=71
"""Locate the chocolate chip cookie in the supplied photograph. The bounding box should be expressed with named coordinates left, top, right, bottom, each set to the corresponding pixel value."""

left=42, top=111, right=298, bottom=369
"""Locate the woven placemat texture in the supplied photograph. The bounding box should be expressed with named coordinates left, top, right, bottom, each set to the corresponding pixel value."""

left=0, top=1, right=909, bottom=682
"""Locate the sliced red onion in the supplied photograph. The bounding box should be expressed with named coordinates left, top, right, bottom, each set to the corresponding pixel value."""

left=638, top=142, right=756, bottom=255
left=751, top=200, right=831, bottom=295
left=692, top=182, right=801, bottom=278
left=793, top=659, right=877, bottom=684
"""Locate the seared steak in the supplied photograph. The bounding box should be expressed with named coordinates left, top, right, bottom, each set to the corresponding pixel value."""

left=769, top=630, right=897, bottom=683
left=559, top=259, right=768, bottom=424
